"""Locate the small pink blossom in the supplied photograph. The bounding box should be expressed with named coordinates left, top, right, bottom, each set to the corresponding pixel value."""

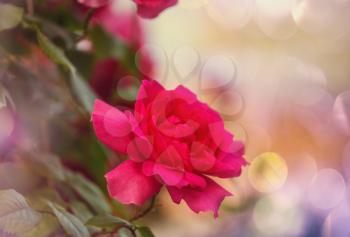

left=77, top=0, right=110, bottom=7
left=133, top=0, right=177, bottom=18
left=92, top=80, right=246, bottom=217
left=89, top=5, right=154, bottom=105
left=77, top=0, right=177, bottom=18
left=91, top=5, right=145, bottom=47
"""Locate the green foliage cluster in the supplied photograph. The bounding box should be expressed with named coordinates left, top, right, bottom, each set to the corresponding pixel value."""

left=0, top=2, right=155, bottom=237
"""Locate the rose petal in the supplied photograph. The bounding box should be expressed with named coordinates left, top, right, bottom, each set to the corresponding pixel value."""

left=77, top=0, right=109, bottom=7
left=143, top=160, right=206, bottom=189
left=190, top=142, right=216, bottom=172
left=153, top=145, right=185, bottom=186
left=105, top=160, right=161, bottom=205
left=91, top=99, right=132, bottom=153
left=158, top=118, right=199, bottom=138
left=127, top=136, right=153, bottom=162
left=134, top=0, right=178, bottom=18
left=178, top=172, right=207, bottom=188
left=206, top=152, right=247, bottom=178
left=154, top=163, right=184, bottom=186
left=167, top=178, right=232, bottom=217
left=206, top=139, right=246, bottom=178
left=208, top=121, right=234, bottom=152
left=135, top=80, right=164, bottom=121
left=173, top=85, right=197, bottom=102
left=92, top=5, right=144, bottom=47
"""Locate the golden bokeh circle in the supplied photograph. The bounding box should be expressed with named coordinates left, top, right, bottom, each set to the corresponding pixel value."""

left=248, top=152, right=288, bottom=193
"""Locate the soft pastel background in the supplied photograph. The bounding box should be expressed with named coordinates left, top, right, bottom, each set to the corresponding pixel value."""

left=1, top=0, right=350, bottom=236
left=133, top=0, right=350, bottom=236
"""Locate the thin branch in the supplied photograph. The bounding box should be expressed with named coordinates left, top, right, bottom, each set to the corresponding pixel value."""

left=122, top=225, right=137, bottom=237
left=77, top=8, right=97, bottom=41
left=129, top=197, right=156, bottom=222
left=93, top=225, right=137, bottom=237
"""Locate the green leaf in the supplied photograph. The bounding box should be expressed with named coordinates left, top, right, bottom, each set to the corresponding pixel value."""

left=65, top=170, right=112, bottom=214
left=118, top=227, right=134, bottom=237
left=89, top=26, right=127, bottom=60
left=46, top=201, right=89, bottom=237
left=22, top=152, right=65, bottom=181
left=20, top=189, right=63, bottom=237
left=35, top=29, right=96, bottom=112
left=86, top=214, right=130, bottom=228
left=0, top=4, right=23, bottom=31
left=0, top=189, right=41, bottom=234
left=36, top=30, right=74, bottom=72
left=70, top=71, right=96, bottom=113
left=89, top=26, right=138, bottom=76
left=70, top=201, right=93, bottom=223
left=19, top=215, right=60, bottom=237
left=137, top=226, right=155, bottom=237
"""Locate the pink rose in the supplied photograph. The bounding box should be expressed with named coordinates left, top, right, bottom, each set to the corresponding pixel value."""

left=92, top=5, right=145, bottom=48
left=77, top=0, right=177, bottom=18
left=89, top=6, right=154, bottom=106
left=91, top=80, right=246, bottom=217
left=133, top=0, right=177, bottom=18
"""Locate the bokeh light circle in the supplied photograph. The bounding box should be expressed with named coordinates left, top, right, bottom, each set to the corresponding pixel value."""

left=308, top=168, right=346, bottom=210
left=322, top=194, right=350, bottom=237
left=172, top=46, right=200, bottom=81
left=255, top=0, right=298, bottom=40
left=200, top=55, right=236, bottom=91
left=253, top=194, right=304, bottom=236
left=342, top=140, right=350, bottom=180
left=293, top=86, right=331, bottom=108
left=206, top=0, right=254, bottom=29
left=333, top=91, right=350, bottom=136
left=292, top=0, right=350, bottom=38
left=210, top=90, right=245, bottom=119
left=294, top=62, right=328, bottom=86
left=116, top=76, right=140, bottom=101
left=288, top=62, right=328, bottom=107
left=287, top=153, right=317, bottom=190
left=226, top=122, right=248, bottom=144
left=248, top=152, right=288, bottom=193
left=135, top=44, right=168, bottom=82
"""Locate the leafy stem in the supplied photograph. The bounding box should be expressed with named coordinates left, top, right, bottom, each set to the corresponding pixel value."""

left=92, top=225, right=137, bottom=237
left=88, top=197, right=157, bottom=237
left=129, top=197, right=156, bottom=222
left=121, top=225, right=137, bottom=237
left=77, top=8, right=97, bottom=41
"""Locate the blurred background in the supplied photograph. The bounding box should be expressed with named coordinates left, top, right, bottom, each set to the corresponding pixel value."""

left=138, top=0, right=350, bottom=236
left=1, top=0, right=350, bottom=236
